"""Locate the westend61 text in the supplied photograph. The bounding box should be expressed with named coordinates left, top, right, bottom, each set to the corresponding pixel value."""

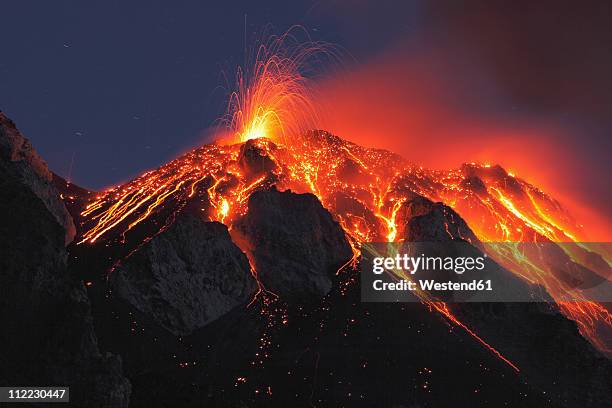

left=372, top=279, right=493, bottom=292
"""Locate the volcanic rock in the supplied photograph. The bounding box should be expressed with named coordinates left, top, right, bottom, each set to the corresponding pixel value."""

left=11, top=112, right=609, bottom=407
left=395, top=196, right=611, bottom=406
left=238, top=138, right=280, bottom=179
left=235, top=186, right=353, bottom=298
left=459, top=175, right=488, bottom=195
left=462, top=162, right=524, bottom=195
left=0, top=112, right=75, bottom=244
left=112, top=214, right=257, bottom=336
left=328, top=191, right=385, bottom=241
left=0, top=113, right=130, bottom=407
left=398, top=195, right=478, bottom=243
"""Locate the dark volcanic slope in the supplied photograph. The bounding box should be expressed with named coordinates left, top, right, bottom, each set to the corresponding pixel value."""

left=234, top=186, right=354, bottom=298
left=67, top=187, right=609, bottom=408
left=0, top=112, right=131, bottom=407
left=1, top=112, right=610, bottom=408
left=112, top=216, right=257, bottom=336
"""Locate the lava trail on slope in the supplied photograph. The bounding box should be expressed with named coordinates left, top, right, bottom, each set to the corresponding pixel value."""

left=63, top=130, right=611, bottom=357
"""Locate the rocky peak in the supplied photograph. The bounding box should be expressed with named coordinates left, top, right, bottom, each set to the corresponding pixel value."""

left=234, top=186, right=353, bottom=298
left=0, top=112, right=75, bottom=244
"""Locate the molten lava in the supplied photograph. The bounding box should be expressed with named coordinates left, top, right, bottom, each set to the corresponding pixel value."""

left=220, top=27, right=338, bottom=145
left=74, top=30, right=610, bottom=372
left=75, top=130, right=611, bottom=366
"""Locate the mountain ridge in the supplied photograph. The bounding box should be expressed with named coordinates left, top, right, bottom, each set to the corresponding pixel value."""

left=1, top=113, right=610, bottom=407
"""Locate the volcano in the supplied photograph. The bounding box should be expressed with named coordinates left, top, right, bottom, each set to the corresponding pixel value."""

left=1, top=111, right=610, bottom=407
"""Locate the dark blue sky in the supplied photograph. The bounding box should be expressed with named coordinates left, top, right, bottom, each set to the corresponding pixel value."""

left=1, top=1, right=610, bottom=224
left=1, top=1, right=422, bottom=188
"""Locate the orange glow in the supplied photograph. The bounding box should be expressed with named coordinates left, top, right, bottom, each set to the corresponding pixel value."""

left=76, top=128, right=611, bottom=363
left=314, top=47, right=612, bottom=242
left=74, top=32, right=611, bottom=368
left=220, top=26, right=339, bottom=145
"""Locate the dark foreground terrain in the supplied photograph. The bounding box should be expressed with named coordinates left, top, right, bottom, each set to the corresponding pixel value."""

left=1, top=112, right=610, bottom=407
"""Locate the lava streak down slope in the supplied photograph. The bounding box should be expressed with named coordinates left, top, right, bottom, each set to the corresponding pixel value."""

left=68, top=130, right=611, bottom=354
left=49, top=128, right=612, bottom=407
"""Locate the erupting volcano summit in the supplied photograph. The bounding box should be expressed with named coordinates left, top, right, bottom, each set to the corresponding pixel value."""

left=68, top=128, right=612, bottom=355
left=1, top=25, right=610, bottom=408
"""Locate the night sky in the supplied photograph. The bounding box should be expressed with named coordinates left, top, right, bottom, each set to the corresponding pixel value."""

left=1, top=1, right=610, bottom=227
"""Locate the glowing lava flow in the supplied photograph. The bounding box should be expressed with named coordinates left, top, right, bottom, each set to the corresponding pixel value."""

left=74, top=31, right=610, bottom=370
left=76, top=129, right=611, bottom=365
left=280, top=134, right=610, bottom=355
left=431, top=165, right=612, bottom=354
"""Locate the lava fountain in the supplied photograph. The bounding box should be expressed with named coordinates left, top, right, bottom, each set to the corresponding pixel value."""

left=220, top=26, right=340, bottom=145
left=74, top=29, right=611, bottom=369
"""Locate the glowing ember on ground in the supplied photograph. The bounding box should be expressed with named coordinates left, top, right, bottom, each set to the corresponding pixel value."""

left=74, top=29, right=610, bottom=370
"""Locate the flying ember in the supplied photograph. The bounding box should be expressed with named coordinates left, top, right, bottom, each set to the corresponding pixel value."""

left=74, top=29, right=611, bottom=372
left=221, top=26, right=339, bottom=145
